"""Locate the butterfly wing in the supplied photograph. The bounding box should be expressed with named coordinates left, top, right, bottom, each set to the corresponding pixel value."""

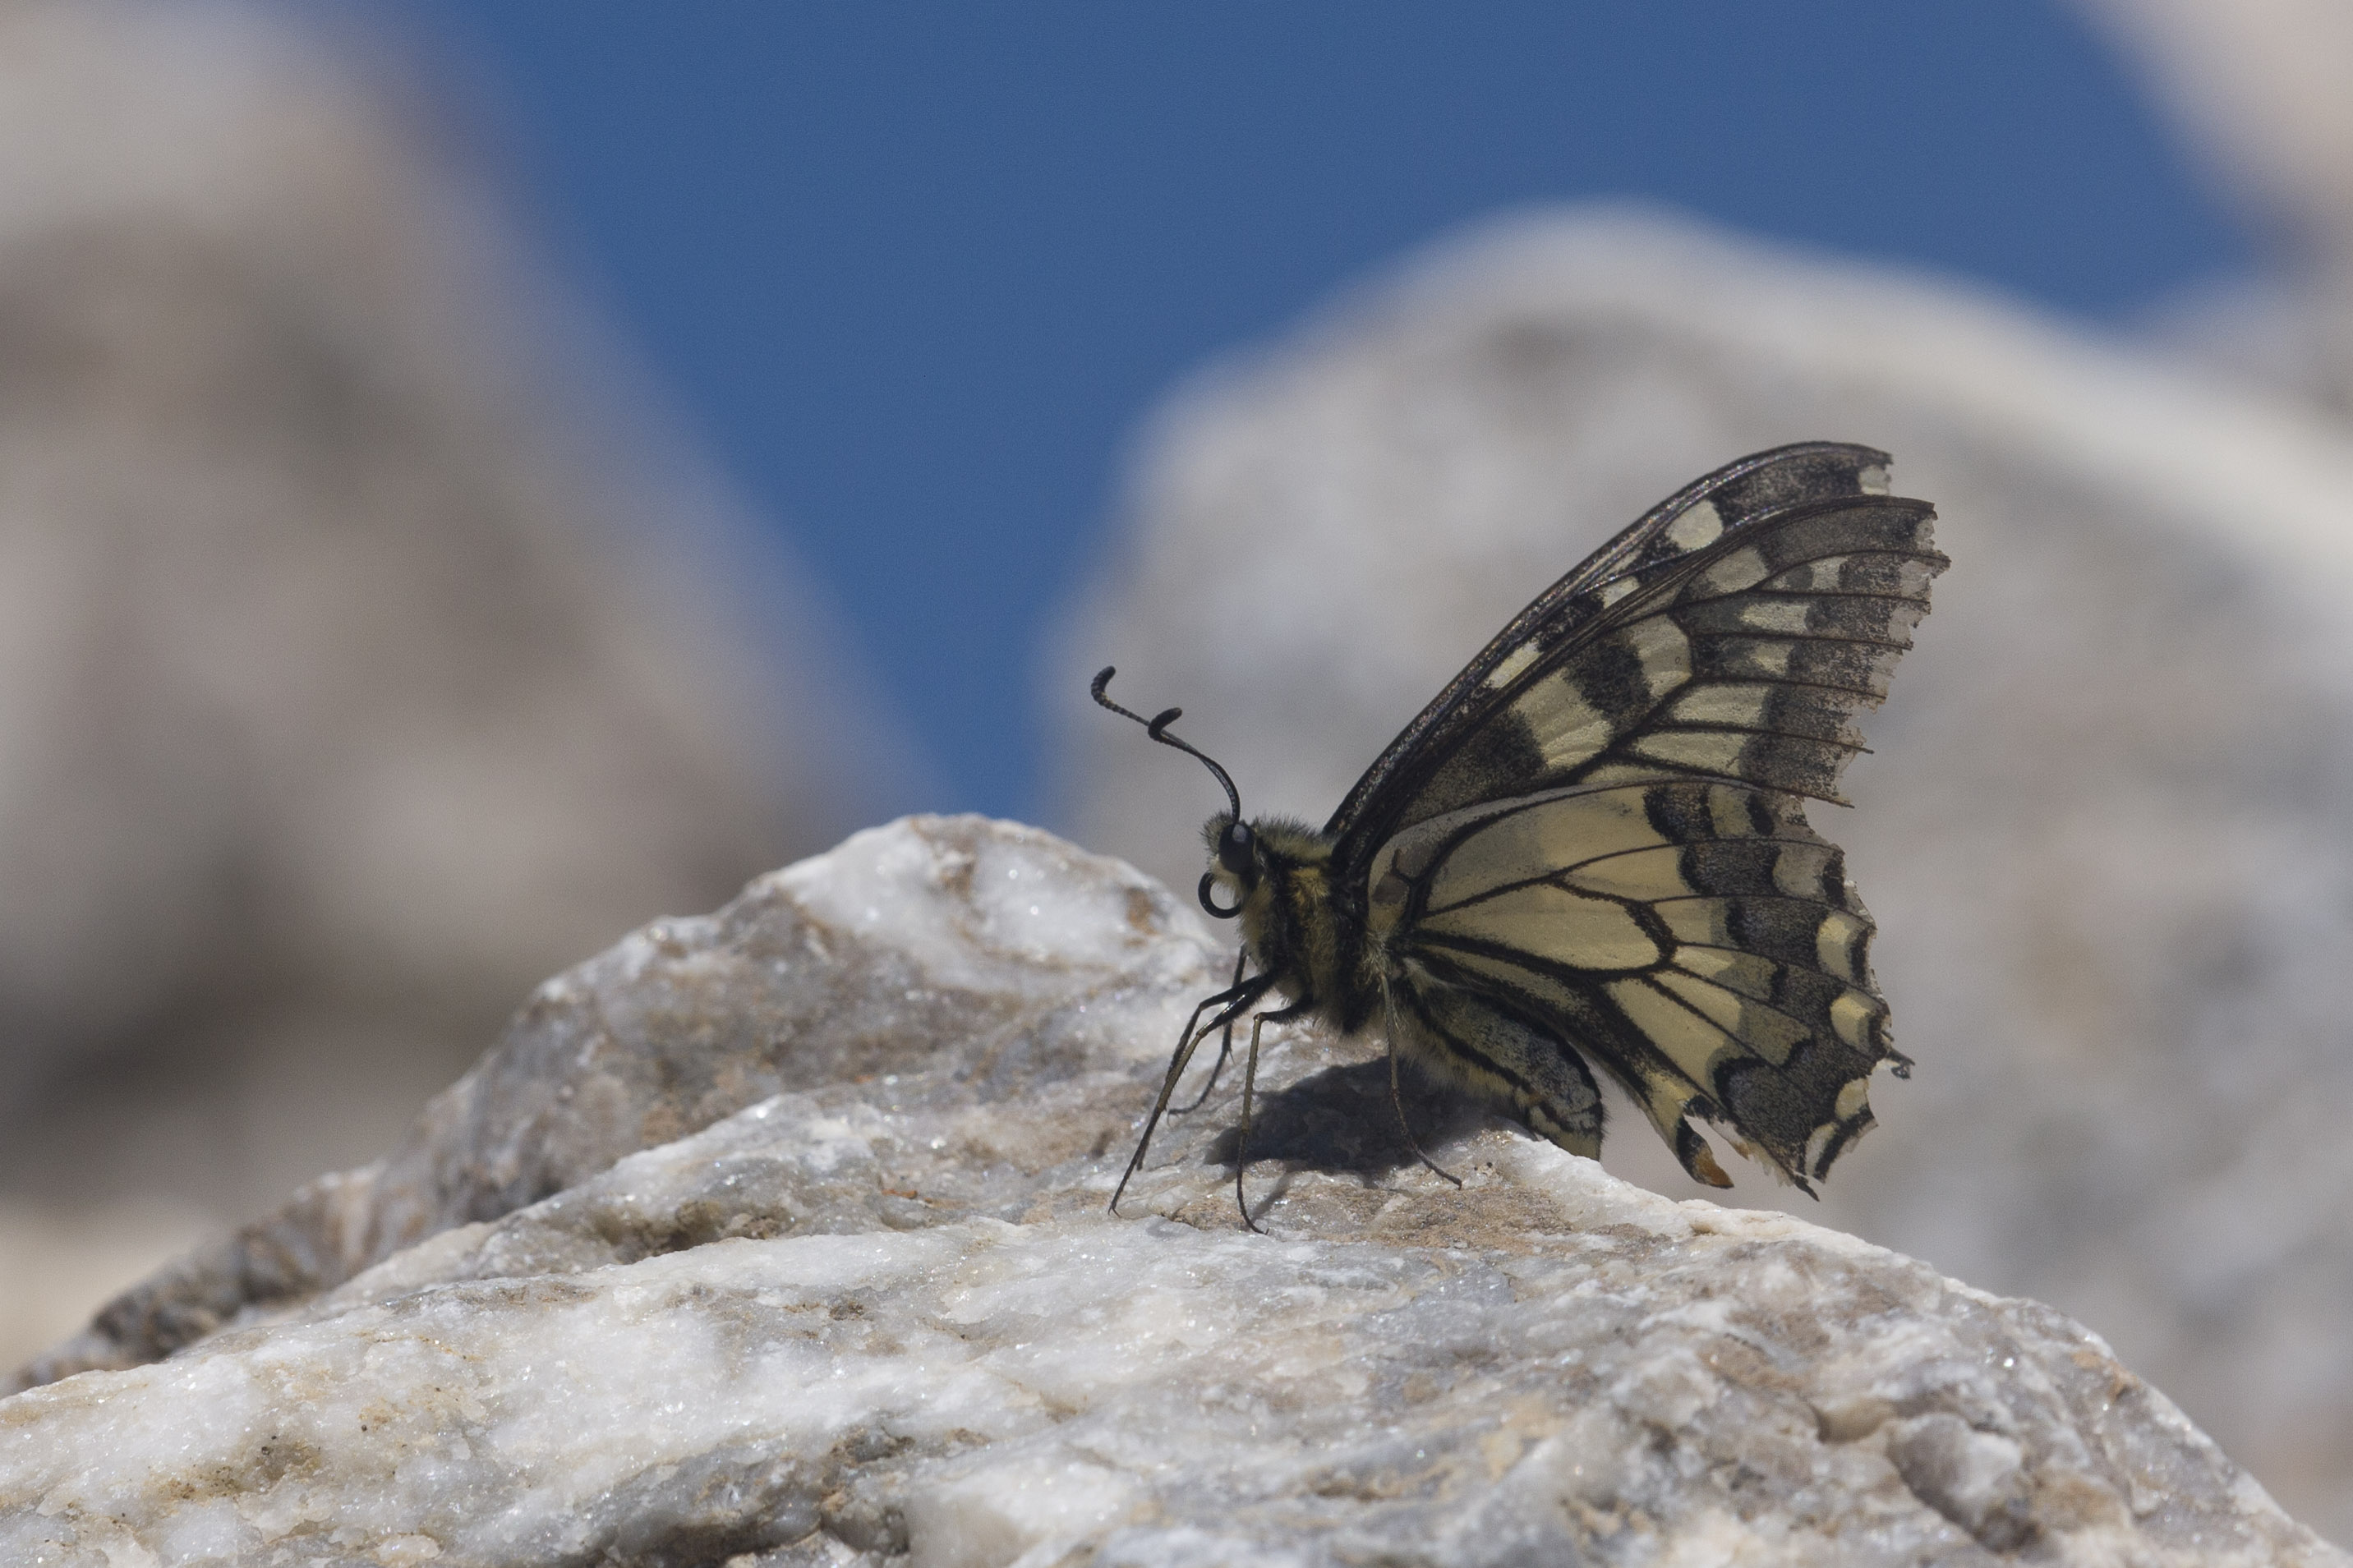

left=1326, top=441, right=1905, bottom=860
left=1338, top=444, right=1944, bottom=1190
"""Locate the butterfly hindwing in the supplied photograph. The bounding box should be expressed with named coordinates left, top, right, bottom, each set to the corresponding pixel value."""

left=1370, top=779, right=1890, bottom=1188
left=1389, top=979, right=1605, bottom=1159
left=1343, top=445, right=1943, bottom=1188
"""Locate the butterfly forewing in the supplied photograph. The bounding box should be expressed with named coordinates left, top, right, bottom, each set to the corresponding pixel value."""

left=1391, top=494, right=1937, bottom=835
left=1326, top=441, right=1900, bottom=873
left=1343, top=448, right=1944, bottom=1189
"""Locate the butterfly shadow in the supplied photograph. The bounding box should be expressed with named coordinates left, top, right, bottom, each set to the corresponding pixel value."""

left=1198, top=1057, right=1494, bottom=1184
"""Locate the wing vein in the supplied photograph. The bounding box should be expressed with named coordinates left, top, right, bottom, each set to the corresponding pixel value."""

left=1564, top=756, right=1849, bottom=802
left=1681, top=676, right=1887, bottom=701
left=1680, top=586, right=1933, bottom=607
left=1643, top=891, right=1850, bottom=910
left=1637, top=721, right=1869, bottom=753
left=1675, top=542, right=1942, bottom=587
left=1423, top=834, right=1839, bottom=913
left=1412, top=930, right=1651, bottom=982
left=1701, top=631, right=1918, bottom=654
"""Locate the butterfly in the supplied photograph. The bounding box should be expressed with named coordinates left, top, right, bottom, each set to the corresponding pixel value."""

left=1092, top=442, right=1945, bottom=1229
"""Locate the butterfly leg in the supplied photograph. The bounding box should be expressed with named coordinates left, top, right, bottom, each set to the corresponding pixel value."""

left=1111, top=971, right=1276, bottom=1214
left=1379, top=984, right=1464, bottom=1189
left=1388, top=1041, right=1465, bottom=1189
left=1233, top=1012, right=1269, bottom=1234
left=1172, top=948, right=1250, bottom=1115
left=1230, top=995, right=1317, bottom=1233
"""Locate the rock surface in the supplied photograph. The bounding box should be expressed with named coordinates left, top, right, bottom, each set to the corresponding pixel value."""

left=1052, top=206, right=2353, bottom=1539
left=4, top=816, right=2338, bottom=1566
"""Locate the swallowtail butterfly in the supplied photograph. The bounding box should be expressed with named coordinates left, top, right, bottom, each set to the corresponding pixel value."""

left=1094, top=442, right=1943, bottom=1226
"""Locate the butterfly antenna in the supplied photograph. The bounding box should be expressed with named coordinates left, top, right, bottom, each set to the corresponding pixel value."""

left=1090, top=666, right=1242, bottom=820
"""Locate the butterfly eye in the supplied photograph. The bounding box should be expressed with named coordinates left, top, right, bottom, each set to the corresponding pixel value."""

left=1218, top=821, right=1255, bottom=878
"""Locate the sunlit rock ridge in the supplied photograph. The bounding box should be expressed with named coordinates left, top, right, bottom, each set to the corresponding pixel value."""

left=2, top=817, right=2335, bottom=1566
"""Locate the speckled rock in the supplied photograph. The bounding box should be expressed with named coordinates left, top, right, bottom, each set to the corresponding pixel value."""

left=1, top=817, right=2338, bottom=1566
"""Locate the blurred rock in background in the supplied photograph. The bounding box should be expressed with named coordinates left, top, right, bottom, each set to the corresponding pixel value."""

left=0, top=0, right=921, bottom=1363
left=2085, top=0, right=2353, bottom=410
left=1052, top=206, right=2353, bottom=1538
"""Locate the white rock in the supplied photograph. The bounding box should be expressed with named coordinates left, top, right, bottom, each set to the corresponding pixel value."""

left=1, top=817, right=2338, bottom=1565
left=1050, top=207, right=2353, bottom=1539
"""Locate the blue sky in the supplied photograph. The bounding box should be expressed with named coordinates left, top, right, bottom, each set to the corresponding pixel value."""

left=385, top=2, right=2249, bottom=821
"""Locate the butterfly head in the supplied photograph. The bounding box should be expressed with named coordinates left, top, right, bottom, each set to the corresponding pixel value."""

left=1200, top=812, right=1259, bottom=918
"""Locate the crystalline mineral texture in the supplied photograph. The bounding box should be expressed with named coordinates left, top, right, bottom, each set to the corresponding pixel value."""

left=1, top=817, right=2338, bottom=1566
